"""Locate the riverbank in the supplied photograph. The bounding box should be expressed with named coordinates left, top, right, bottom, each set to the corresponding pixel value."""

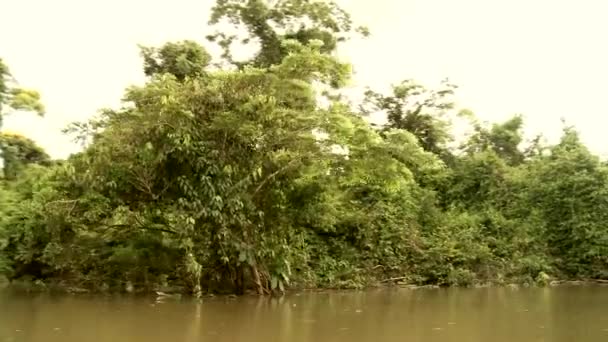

left=3, top=275, right=607, bottom=298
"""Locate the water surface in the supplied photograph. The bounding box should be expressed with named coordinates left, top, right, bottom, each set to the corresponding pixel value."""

left=1, top=286, right=608, bottom=341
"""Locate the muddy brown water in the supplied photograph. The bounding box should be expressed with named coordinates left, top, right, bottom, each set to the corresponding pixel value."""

left=1, top=285, right=608, bottom=341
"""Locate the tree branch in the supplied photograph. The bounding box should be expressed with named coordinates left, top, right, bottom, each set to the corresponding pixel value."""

left=252, top=158, right=300, bottom=195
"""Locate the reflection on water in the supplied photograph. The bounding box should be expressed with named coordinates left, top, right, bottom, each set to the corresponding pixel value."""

left=1, top=286, right=608, bottom=342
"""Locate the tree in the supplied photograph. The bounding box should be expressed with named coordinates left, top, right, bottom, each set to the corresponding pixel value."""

left=521, top=127, right=608, bottom=278
left=463, top=115, right=526, bottom=165
left=361, top=79, right=457, bottom=159
left=207, top=0, right=368, bottom=69
left=0, top=58, right=44, bottom=127
left=0, top=59, right=46, bottom=183
left=140, top=40, right=212, bottom=81
left=43, top=33, right=362, bottom=294
left=0, top=132, right=51, bottom=180
left=20, top=0, right=450, bottom=294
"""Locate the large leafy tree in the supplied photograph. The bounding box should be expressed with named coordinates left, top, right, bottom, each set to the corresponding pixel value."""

left=18, top=0, right=389, bottom=294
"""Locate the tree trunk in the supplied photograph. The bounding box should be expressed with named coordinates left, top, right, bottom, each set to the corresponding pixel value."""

left=251, top=264, right=266, bottom=295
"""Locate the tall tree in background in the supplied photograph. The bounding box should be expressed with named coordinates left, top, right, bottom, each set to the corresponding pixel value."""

left=361, top=79, right=457, bottom=159
left=0, top=58, right=44, bottom=127
left=0, top=59, right=47, bottom=275
left=0, top=59, right=46, bottom=179
left=139, top=41, right=212, bottom=81
left=207, top=0, right=368, bottom=69
left=463, top=115, right=526, bottom=166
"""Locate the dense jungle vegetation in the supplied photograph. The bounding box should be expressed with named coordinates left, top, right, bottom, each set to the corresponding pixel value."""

left=1, top=0, right=607, bottom=296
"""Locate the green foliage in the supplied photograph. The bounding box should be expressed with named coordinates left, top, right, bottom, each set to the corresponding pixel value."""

left=140, top=41, right=212, bottom=81
left=0, top=133, right=51, bottom=180
left=0, top=185, right=15, bottom=275
left=0, top=58, right=45, bottom=126
left=464, top=115, right=526, bottom=165
left=362, top=79, right=457, bottom=158
left=1, top=0, right=607, bottom=294
left=518, top=127, right=608, bottom=278
left=207, top=0, right=368, bottom=68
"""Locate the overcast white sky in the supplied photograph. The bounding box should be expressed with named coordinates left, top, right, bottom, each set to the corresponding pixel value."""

left=2, top=0, right=607, bottom=159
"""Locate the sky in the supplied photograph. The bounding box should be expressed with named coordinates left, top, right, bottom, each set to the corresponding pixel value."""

left=2, top=0, right=608, bottom=159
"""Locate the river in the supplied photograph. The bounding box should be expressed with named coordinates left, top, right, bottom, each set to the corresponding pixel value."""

left=1, top=285, right=607, bottom=341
